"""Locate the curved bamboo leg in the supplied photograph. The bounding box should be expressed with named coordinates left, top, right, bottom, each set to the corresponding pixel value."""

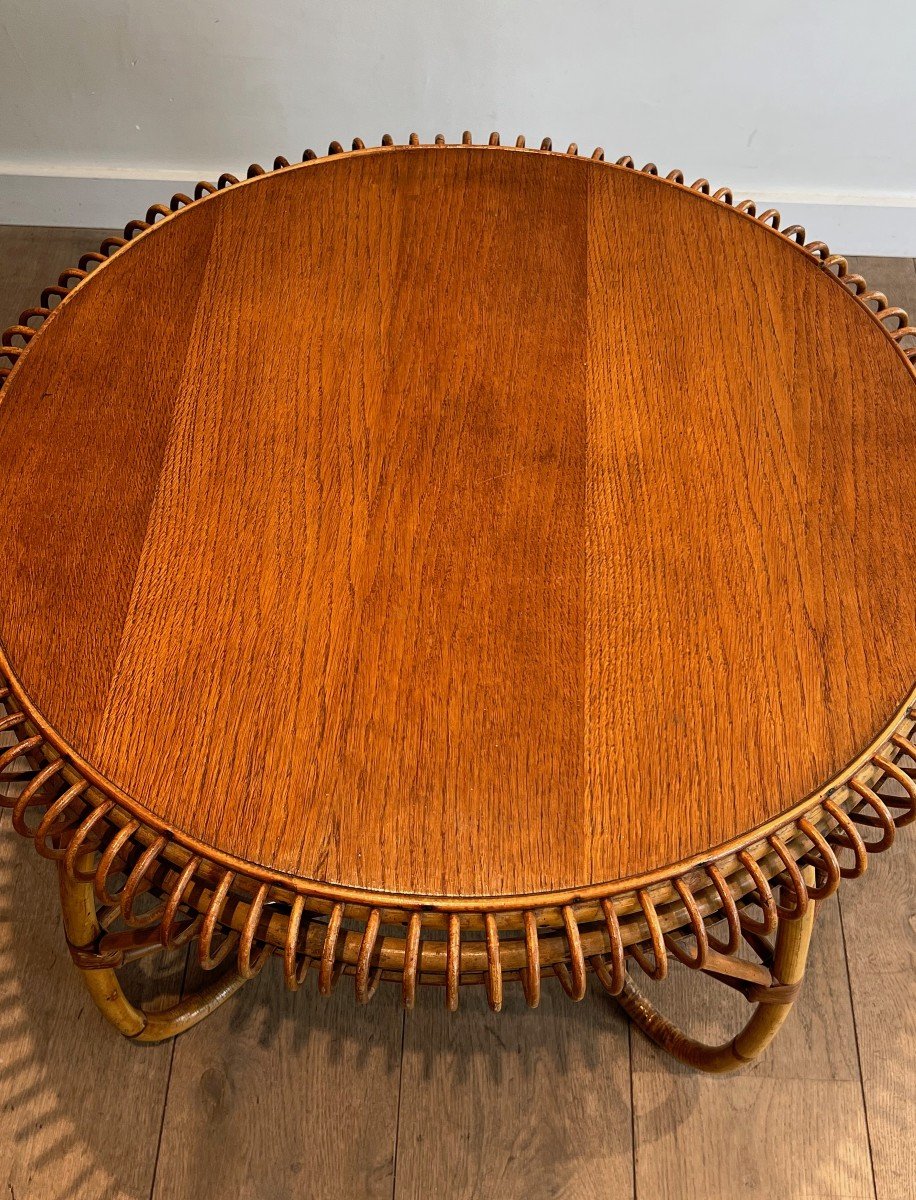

left=58, top=857, right=248, bottom=1042
left=616, top=873, right=818, bottom=1073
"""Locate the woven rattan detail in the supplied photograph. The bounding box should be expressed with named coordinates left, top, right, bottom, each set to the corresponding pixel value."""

left=1, top=134, right=914, bottom=1010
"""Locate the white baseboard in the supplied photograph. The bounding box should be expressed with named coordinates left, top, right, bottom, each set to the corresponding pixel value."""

left=0, top=165, right=914, bottom=257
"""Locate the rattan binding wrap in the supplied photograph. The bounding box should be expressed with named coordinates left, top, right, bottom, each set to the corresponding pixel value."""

left=1, top=133, right=914, bottom=1012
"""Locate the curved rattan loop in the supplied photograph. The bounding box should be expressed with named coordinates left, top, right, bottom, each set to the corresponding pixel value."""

left=823, top=799, right=869, bottom=877
left=32, top=780, right=89, bottom=858
left=629, top=889, right=668, bottom=981
left=445, top=913, right=461, bottom=1011
left=198, top=870, right=240, bottom=970
left=355, top=908, right=382, bottom=1003
left=796, top=818, right=841, bottom=899
left=522, top=910, right=541, bottom=1008
left=847, top=779, right=897, bottom=852
left=237, top=883, right=272, bottom=979
left=93, top=821, right=141, bottom=907
left=703, top=862, right=742, bottom=954
left=483, top=912, right=503, bottom=1012
left=160, top=855, right=203, bottom=950
left=663, top=877, right=710, bottom=968
left=589, top=896, right=626, bottom=996
left=63, top=801, right=115, bottom=881
left=11, top=758, right=66, bottom=836
left=874, top=748, right=916, bottom=825
left=553, top=906, right=587, bottom=1001
left=736, top=850, right=778, bottom=934
left=120, top=835, right=169, bottom=928
left=0, top=710, right=27, bottom=735
left=0, top=734, right=41, bottom=782
left=591, top=895, right=626, bottom=995
left=283, top=895, right=313, bottom=990
left=318, top=903, right=344, bottom=995
left=890, top=726, right=916, bottom=757
left=402, top=912, right=422, bottom=1009
left=1, top=325, right=35, bottom=346
left=767, top=834, right=809, bottom=919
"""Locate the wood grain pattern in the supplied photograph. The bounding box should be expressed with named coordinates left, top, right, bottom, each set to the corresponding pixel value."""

left=0, top=229, right=182, bottom=1200
left=2, top=230, right=912, bottom=1200
left=0, top=148, right=913, bottom=905
left=151, top=959, right=403, bottom=1200
left=394, top=981, right=634, bottom=1200
left=839, top=254, right=916, bottom=1200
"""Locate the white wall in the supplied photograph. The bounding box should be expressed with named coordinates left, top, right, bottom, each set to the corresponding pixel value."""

left=1, top=0, right=915, bottom=252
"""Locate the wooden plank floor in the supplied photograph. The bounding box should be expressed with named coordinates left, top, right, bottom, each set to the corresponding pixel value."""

left=0, top=227, right=913, bottom=1200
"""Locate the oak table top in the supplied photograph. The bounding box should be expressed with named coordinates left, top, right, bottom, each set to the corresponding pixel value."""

left=0, top=142, right=914, bottom=916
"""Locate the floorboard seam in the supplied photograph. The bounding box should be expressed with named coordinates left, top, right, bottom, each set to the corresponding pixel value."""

left=836, top=895, right=879, bottom=1200
left=146, top=949, right=190, bottom=1200
left=627, top=1014, right=637, bottom=1200
left=390, top=1007, right=407, bottom=1200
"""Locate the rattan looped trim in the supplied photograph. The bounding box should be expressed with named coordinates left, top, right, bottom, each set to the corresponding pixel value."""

left=0, top=132, right=914, bottom=1011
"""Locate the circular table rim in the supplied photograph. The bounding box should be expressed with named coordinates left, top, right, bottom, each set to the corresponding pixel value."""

left=1, top=135, right=914, bottom=932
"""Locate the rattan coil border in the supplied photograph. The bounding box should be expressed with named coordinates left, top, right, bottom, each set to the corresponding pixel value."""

left=0, top=133, right=914, bottom=1011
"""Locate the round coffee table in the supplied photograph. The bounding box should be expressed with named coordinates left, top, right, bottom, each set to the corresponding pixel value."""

left=1, top=134, right=913, bottom=1071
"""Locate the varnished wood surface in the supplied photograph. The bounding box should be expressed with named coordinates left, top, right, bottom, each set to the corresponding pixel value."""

left=0, top=228, right=911, bottom=1200
left=0, top=150, right=913, bottom=902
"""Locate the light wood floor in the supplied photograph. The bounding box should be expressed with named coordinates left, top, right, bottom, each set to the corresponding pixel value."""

left=0, top=227, right=913, bottom=1200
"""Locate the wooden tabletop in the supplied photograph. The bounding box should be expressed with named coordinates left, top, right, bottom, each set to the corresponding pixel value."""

left=0, top=145, right=913, bottom=905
